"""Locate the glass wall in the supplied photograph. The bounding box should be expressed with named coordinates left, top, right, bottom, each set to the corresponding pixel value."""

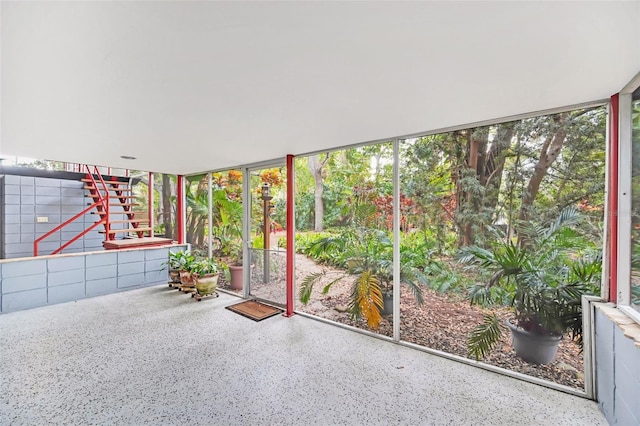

left=295, top=143, right=394, bottom=335
left=397, top=109, right=605, bottom=390
left=630, top=87, right=640, bottom=313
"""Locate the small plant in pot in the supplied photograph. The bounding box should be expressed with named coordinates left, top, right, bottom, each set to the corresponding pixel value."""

left=225, top=238, right=244, bottom=290
left=164, top=250, right=195, bottom=285
left=459, top=207, right=601, bottom=365
left=191, top=257, right=222, bottom=297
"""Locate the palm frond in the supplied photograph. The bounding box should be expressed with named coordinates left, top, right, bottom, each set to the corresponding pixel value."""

left=467, top=313, right=504, bottom=360
left=349, top=270, right=383, bottom=329
left=299, top=271, right=326, bottom=305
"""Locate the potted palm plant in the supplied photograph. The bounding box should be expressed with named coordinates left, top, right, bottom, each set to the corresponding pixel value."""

left=459, top=207, right=602, bottom=364
left=299, top=227, right=427, bottom=329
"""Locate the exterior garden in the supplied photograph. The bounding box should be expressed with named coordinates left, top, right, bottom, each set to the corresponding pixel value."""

left=146, top=105, right=607, bottom=391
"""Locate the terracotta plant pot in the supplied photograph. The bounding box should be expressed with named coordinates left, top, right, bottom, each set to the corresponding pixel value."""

left=169, top=269, right=181, bottom=284
left=179, top=270, right=194, bottom=286
left=229, top=264, right=243, bottom=290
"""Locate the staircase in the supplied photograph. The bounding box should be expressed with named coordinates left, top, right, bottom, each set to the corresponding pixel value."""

left=81, top=176, right=152, bottom=240
left=33, top=165, right=173, bottom=256
left=81, top=174, right=153, bottom=241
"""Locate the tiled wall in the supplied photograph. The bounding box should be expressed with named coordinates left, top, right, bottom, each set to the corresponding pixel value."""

left=595, top=307, right=640, bottom=425
left=1, top=174, right=127, bottom=258
left=0, top=245, right=185, bottom=313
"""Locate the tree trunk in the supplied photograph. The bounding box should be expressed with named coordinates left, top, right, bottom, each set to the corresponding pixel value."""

left=308, top=154, right=329, bottom=232
left=518, top=113, right=568, bottom=223
left=161, top=174, right=174, bottom=239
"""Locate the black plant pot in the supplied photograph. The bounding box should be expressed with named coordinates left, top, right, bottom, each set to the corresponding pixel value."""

left=506, top=320, right=562, bottom=365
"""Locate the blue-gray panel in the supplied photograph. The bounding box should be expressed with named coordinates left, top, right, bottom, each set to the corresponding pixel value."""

left=48, top=256, right=85, bottom=272
left=595, top=310, right=615, bottom=424
left=2, top=289, right=47, bottom=312
left=61, top=196, right=87, bottom=206
left=6, top=243, right=38, bottom=255
left=3, top=205, right=20, bottom=214
left=3, top=184, right=20, bottom=194
left=48, top=282, right=85, bottom=305
left=5, top=215, right=20, bottom=223
left=4, top=194, right=20, bottom=205
left=48, top=269, right=85, bottom=287
left=20, top=185, right=35, bottom=195
left=118, top=273, right=144, bottom=289
left=4, top=175, right=20, bottom=185
left=86, top=265, right=117, bottom=281
left=4, top=224, right=21, bottom=234
left=615, top=326, right=640, bottom=382
left=118, top=250, right=145, bottom=263
left=145, top=259, right=165, bottom=272
left=35, top=177, right=60, bottom=187
left=36, top=195, right=61, bottom=205
left=62, top=205, right=85, bottom=214
left=61, top=180, right=82, bottom=188
left=614, top=395, right=639, bottom=426
left=20, top=224, right=34, bottom=234
left=4, top=234, right=21, bottom=244
left=61, top=222, right=86, bottom=232
left=20, top=195, right=34, bottom=205
left=144, top=270, right=166, bottom=285
left=20, top=233, right=35, bottom=243
left=86, top=252, right=117, bottom=267
left=2, top=259, right=46, bottom=278
left=20, top=205, right=34, bottom=214
left=86, top=278, right=117, bottom=297
left=39, top=241, right=63, bottom=253
left=2, top=274, right=46, bottom=293
left=35, top=186, right=61, bottom=196
left=119, top=262, right=144, bottom=276
left=145, top=248, right=169, bottom=261
left=60, top=188, right=84, bottom=197
left=19, top=176, right=34, bottom=185
left=21, top=215, right=35, bottom=225
left=35, top=205, right=62, bottom=215
left=36, top=223, right=60, bottom=234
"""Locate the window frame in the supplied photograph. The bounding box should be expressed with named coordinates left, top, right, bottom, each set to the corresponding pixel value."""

left=618, top=72, right=640, bottom=324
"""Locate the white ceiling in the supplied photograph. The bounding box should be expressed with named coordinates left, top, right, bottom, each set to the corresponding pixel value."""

left=2, top=1, right=640, bottom=175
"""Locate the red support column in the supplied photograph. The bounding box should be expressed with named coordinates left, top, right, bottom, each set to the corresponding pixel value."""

left=284, top=155, right=295, bottom=317
left=177, top=175, right=185, bottom=245
left=609, top=94, right=619, bottom=302
left=148, top=172, right=154, bottom=238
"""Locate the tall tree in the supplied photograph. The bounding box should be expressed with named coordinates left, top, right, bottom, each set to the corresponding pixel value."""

left=308, top=154, right=329, bottom=231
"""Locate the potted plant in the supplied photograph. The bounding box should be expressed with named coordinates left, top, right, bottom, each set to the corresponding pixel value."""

left=164, top=251, right=184, bottom=284
left=226, top=238, right=244, bottom=290
left=459, top=207, right=601, bottom=364
left=164, top=250, right=195, bottom=285
left=191, top=257, right=222, bottom=297
left=299, top=227, right=427, bottom=329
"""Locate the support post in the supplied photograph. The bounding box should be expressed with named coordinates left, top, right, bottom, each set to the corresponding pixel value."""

left=285, top=154, right=295, bottom=317
left=148, top=172, right=154, bottom=238
left=609, top=94, right=619, bottom=302
left=177, top=175, right=185, bottom=245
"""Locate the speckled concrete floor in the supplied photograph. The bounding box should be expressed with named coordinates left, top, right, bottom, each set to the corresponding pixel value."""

left=0, top=285, right=606, bottom=425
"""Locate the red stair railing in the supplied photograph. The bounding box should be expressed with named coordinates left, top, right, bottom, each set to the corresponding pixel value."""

left=33, top=165, right=111, bottom=256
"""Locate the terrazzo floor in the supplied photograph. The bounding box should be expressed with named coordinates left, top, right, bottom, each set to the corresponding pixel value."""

left=0, top=285, right=607, bottom=425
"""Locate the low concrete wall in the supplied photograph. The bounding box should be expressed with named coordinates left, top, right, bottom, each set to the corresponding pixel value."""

left=0, top=245, right=187, bottom=313
left=595, top=304, right=640, bottom=425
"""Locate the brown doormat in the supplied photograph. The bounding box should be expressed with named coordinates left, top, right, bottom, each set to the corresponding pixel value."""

left=225, top=300, right=283, bottom=322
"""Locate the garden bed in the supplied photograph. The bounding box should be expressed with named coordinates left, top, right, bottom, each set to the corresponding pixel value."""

left=295, top=254, right=585, bottom=390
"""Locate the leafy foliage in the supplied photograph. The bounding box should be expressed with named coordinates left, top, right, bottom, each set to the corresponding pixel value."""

left=460, top=207, right=602, bottom=361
